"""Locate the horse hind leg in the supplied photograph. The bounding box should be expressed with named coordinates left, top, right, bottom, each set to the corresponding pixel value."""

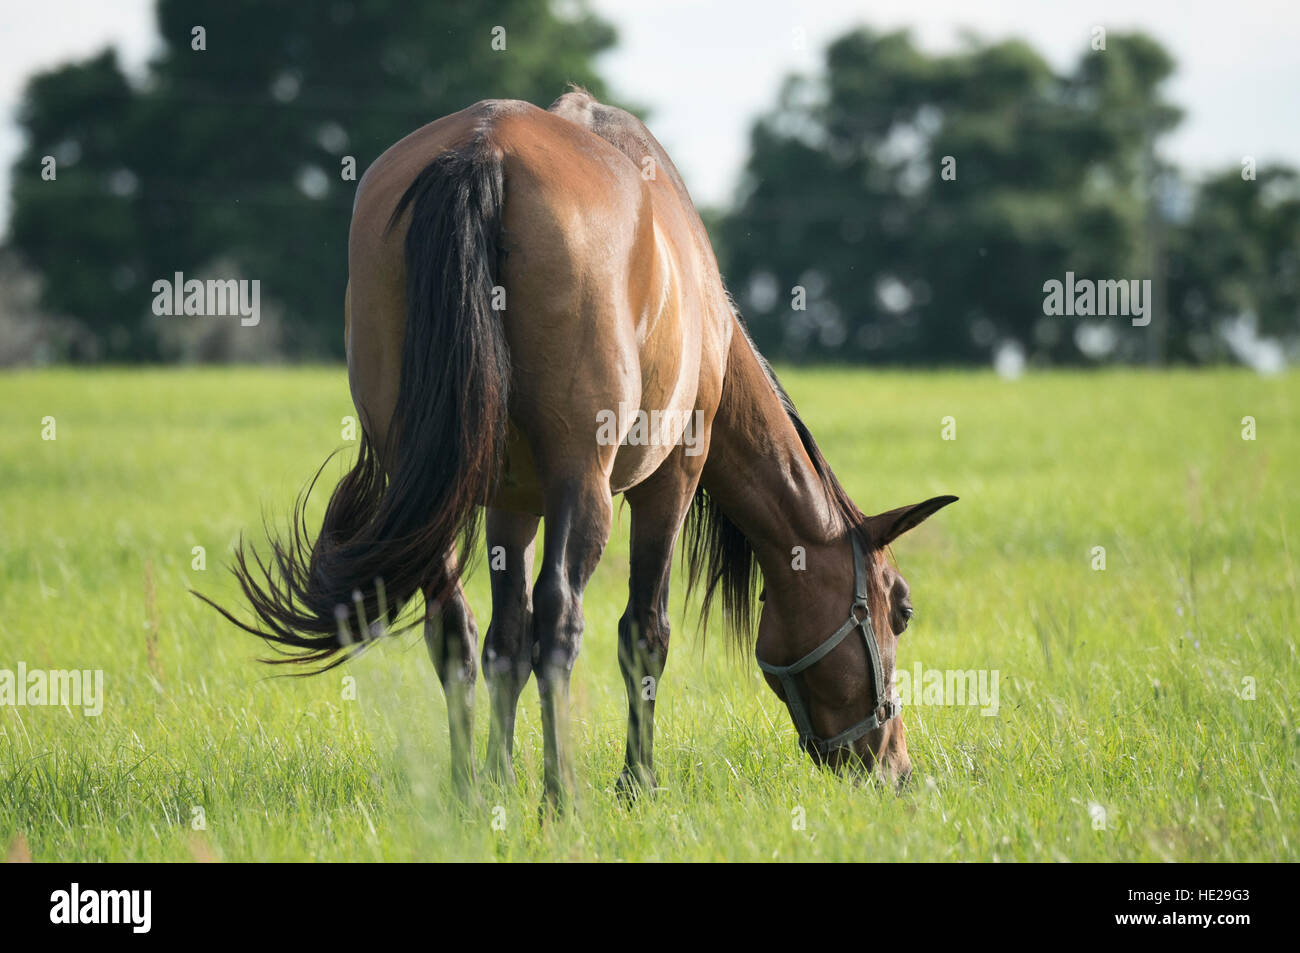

left=532, top=474, right=614, bottom=815
left=481, top=507, right=540, bottom=786
left=424, top=551, right=478, bottom=798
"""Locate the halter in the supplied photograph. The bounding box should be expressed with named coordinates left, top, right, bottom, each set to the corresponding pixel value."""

left=756, top=533, right=899, bottom=759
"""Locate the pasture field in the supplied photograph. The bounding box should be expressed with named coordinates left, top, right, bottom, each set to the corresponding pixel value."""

left=1, top=366, right=1296, bottom=861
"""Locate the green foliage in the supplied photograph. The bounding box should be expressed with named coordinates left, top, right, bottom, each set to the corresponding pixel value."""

left=2, top=367, right=1295, bottom=859
left=719, top=28, right=1296, bottom=366
left=8, top=0, right=616, bottom=360
left=1166, top=166, right=1300, bottom=361
left=7, top=14, right=1299, bottom=366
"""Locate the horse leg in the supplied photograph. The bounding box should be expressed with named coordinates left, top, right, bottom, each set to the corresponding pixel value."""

left=615, top=457, right=702, bottom=798
left=424, top=553, right=478, bottom=798
left=482, top=507, right=540, bottom=785
left=533, top=476, right=613, bottom=814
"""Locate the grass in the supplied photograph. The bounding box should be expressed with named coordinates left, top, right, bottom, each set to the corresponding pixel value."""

left=0, top=365, right=1296, bottom=861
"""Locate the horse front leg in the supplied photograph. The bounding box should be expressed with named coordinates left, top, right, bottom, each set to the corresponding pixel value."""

left=616, top=456, right=701, bottom=799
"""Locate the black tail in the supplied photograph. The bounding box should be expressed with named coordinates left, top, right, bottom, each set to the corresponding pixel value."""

left=196, top=139, right=510, bottom=672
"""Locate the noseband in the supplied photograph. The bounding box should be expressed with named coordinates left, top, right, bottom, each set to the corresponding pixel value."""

left=756, top=534, right=899, bottom=759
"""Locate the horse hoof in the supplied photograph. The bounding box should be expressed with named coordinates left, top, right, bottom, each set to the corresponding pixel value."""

left=614, top=767, right=657, bottom=802
left=483, top=758, right=516, bottom=789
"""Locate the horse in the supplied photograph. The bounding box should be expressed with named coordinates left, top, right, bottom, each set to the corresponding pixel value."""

left=199, top=87, right=956, bottom=811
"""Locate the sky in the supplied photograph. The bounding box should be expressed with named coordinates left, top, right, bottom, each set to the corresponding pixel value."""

left=1, top=0, right=1297, bottom=230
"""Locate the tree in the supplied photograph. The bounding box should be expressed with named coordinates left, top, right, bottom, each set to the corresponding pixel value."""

left=718, top=28, right=1186, bottom=365
left=8, top=0, right=617, bottom=360
left=1165, top=165, right=1300, bottom=364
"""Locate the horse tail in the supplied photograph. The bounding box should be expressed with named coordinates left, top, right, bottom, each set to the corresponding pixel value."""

left=196, top=138, right=510, bottom=671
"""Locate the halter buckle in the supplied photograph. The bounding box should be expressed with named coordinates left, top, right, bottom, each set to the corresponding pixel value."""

left=850, top=600, right=871, bottom=628
left=878, top=696, right=898, bottom=725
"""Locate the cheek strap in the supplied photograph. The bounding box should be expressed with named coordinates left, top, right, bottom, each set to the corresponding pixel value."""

left=755, top=534, right=898, bottom=758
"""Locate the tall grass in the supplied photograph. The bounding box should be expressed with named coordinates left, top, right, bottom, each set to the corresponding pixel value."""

left=1, top=366, right=1294, bottom=860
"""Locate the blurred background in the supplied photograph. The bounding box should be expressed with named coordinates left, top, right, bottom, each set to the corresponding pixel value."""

left=0, top=0, right=1296, bottom=370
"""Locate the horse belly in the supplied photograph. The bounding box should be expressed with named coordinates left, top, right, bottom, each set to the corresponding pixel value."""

left=607, top=388, right=700, bottom=492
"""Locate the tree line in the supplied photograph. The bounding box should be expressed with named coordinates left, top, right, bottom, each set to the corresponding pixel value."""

left=5, top=1, right=1296, bottom=366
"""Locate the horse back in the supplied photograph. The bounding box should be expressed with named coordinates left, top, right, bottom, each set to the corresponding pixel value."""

left=347, top=96, right=730, bottom=508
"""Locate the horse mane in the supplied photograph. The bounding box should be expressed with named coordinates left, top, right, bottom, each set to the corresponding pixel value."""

left=683, top=306, right=870, bottom=651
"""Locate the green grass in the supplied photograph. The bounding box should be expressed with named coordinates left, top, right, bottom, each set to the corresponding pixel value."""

left=1, top=365, right=1296, bottom=861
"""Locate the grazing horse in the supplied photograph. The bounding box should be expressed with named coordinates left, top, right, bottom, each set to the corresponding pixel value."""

left=201, top=88, right=956, bottom=810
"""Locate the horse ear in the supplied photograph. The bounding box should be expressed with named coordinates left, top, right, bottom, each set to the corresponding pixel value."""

left=861, top=495, right=958, bottom=548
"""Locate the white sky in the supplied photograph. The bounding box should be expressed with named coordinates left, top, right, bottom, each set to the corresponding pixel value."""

left=1, top=0, right=1297, bottom=231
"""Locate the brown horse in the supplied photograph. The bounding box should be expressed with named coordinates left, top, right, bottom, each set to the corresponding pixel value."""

left=201, top=88, right=956, bottom=810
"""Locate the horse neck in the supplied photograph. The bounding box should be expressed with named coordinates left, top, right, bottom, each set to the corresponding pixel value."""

left=700, top=325, right=857, bottom=619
